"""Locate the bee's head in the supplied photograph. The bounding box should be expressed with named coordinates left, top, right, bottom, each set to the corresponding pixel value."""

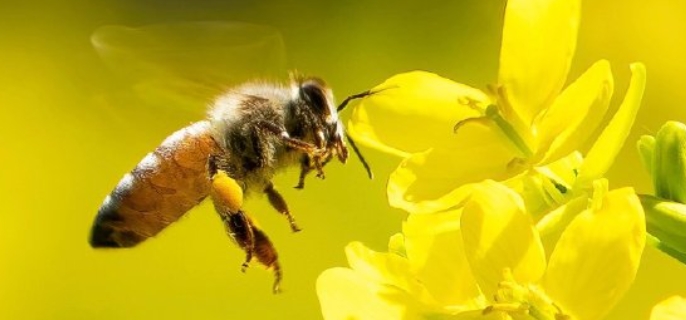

left=291, top=74, right=373, bottom=179
left=296, top=76, right=349, bottom=164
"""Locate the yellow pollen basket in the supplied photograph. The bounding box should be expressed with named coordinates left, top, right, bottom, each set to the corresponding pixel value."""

left=211, top=170, right=244, bottom=213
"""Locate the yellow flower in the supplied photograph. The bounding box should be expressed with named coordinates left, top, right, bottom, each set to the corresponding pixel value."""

left=317, top=181, right=646, bottom=320
left=650, top=296, right=686, bottom=320
left=347, top=0, right=646, bottom=214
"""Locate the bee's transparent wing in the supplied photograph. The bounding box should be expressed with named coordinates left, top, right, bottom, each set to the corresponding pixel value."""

left=92, top=21, right=288, bottom=113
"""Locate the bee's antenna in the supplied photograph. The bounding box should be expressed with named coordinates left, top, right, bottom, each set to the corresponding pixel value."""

left=336, top=87, right=396, bottom=180
left=336, top=86, right=397, bottom=112
left=346, top=133, right=373, bottom=179
left=337, top=90, right=372, bottom=112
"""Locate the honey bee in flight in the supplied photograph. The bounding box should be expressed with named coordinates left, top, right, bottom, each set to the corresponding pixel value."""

left=88, top=22, right=374, bottom=293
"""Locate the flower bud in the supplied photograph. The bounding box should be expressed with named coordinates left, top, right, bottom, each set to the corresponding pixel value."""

left=636, top=134, right=655, bottom=175
left=652, top=121, right=686, bottom=203
left=640, top=194, right=686, bottom=258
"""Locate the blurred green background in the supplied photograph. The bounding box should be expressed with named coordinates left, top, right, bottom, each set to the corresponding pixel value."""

left=1, top=0, right=685, bottom=319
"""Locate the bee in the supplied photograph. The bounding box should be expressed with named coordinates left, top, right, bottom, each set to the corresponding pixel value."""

left=89, top=73, right=374, bottom=293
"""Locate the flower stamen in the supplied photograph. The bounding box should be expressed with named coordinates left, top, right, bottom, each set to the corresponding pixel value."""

left=483, top=268, right=571, bottom=320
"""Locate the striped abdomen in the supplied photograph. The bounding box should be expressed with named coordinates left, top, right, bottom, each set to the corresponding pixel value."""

left=90, top=121, right=220, bottom=247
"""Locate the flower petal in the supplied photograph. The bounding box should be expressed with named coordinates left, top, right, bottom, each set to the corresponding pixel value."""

left=576, top=63, right=646, bottom=188
left=535, top=60, right=614, bottom=164
left=344, top=241, right=428, bottom=300
left=402, top=211, right=484, bottom=307
left=650, top=296, right=686, bottom=320
left=536, top=195, right=587, bottom=239
left=388, top=117, right=520, bottom=214
left=460, top=181, right=547, bottom=298
left=317, top=267, right=424, bottom=320
left=498, top=0, right=581, bottom=125
left=541, top=187, right=646, bottom=320
left=423, top=310, right=503, bottom=320
left=348, top=71, right=490, bottom=157
left=388, top=233, right=407, bottom=258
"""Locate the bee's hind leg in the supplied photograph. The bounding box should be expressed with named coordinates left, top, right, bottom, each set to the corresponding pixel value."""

left=219, top=211, right=255, bottom=272
left=210, top=167, right=282, bottom=293
left=219, top=211, right=282, bottom=293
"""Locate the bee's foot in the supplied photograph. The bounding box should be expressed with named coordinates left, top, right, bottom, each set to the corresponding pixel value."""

left=241, top=262, right=250, bottom=273
left=290, top=222, right=302, bottom=233
left=312, top=148, right=328, bottom=158
left=271, top=265, right=282, bottom=294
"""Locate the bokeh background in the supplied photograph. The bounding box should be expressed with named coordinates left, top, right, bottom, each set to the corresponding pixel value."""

left=1, top=0, right=685, bottom=319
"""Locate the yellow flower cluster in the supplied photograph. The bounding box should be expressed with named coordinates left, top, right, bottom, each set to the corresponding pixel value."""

left=313, top=0, right=675, bottom=319
left=318, top=182, right=645, bottom=320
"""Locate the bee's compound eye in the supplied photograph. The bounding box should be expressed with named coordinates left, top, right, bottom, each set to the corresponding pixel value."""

left=300, top=78, right=337, bottom=123
left=301, top=83, right=325, bottom=106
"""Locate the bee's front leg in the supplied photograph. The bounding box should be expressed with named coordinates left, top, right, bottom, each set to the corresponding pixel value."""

left=209, top=166, right=282, bottom=293
left=295, top=156, right=312, bottom=189
left=311, top=130, right=329, bottom=179
left=311, top=151, right=333, bottom=180
left=256, top=120, right=318, bottom=152
left=296, top=151, right=331, bottom=189
left=256, top=120, right=330, bottom=184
